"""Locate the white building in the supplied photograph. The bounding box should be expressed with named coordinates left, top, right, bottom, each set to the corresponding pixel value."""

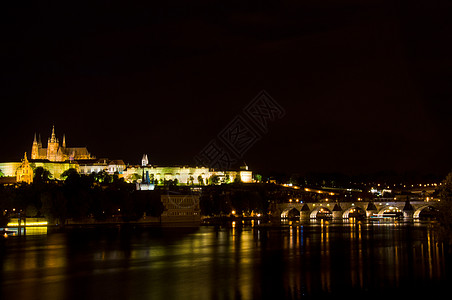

left=123, top=164, right=252, bottom=185
left=78, top=159, right=126, bottom=175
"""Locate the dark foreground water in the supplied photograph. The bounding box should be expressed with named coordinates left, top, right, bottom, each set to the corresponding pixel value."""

left=0, top=220, right=450, bottom=300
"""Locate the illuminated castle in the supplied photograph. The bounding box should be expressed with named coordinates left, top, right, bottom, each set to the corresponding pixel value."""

left=31, top=126, right=94, bottom=162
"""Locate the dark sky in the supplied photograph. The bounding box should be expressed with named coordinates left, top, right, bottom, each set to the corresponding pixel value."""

left=1, top=0, right=451, bottom=176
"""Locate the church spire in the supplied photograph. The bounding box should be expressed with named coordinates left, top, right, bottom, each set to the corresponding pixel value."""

left=50, top=125, right=56, bottom=143
left=62, top=134, right=66, bottom=148
left=33, top=133, right=37, bottom=144
left=142, top=154, right=149, bottom=166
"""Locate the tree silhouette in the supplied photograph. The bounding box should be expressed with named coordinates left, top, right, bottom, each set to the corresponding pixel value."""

left=33, top=167, right=52, bottom=184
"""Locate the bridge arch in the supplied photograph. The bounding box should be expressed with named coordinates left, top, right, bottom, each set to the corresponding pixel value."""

left=413, top=205, right=437, bottom=219
left=342, top=206, right=366, bottom=219
left=377, top=205, right=402, bottom=217
left=281, top=207, right=300, bottom=219
left=310, top=206, right=332, bottom=219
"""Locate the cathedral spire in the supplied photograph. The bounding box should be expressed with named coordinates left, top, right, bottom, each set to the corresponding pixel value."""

left=50, top=125, right=56, bottom=142
left=33, top=133, right=37, bottom=143
left=62, top=134, right=66, bottom=148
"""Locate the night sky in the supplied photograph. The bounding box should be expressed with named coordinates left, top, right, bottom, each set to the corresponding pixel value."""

left=1, top=0, right=451, bottom=176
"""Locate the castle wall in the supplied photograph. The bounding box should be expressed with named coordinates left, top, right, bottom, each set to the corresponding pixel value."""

left=0, top=161, right=79, bottom=180
left=122, top=166, right=253, bottom=184
left=0, top=162, right=21, bottom=177
left=141, top=166, right=210, bottom=184
left=32, top=161, right=80, bottom=180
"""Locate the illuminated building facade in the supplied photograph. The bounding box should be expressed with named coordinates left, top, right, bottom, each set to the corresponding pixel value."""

left=78, top=159, right=126, bottom=175
left=16, top=153, right=33, bottom=184
left=123, top=156, right=253, bottom=185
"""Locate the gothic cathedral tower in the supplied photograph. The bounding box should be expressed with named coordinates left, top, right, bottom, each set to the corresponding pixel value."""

left=31, top=133, right=44, bottom=160
left=46, top=125, right=60, bottom=161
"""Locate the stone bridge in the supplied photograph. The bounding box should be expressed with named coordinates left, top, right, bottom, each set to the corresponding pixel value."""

left=278, top=200, right=439, bottom=220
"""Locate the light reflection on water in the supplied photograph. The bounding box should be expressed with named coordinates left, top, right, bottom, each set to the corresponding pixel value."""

left=0, top=221, right=450, bottom=300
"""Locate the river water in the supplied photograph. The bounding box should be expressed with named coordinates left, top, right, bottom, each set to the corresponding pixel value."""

left=0, top=220, right=450, bottom=300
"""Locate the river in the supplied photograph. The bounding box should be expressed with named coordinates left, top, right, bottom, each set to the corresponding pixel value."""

left=0, top=220, right=450, bottom=299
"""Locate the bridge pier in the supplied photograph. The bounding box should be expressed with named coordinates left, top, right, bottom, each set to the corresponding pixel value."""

left=403, top=201, right=414, bottom=219
left=300, top=204, right=311, bottom=220
left=332, top=204, right=343, bottom=220
left=403, top=211, right=414, bottom=219
left=366, top=202, right=377, bottom=218
left=300, top=211, right=311, bottom=220
left=270, top=201, right=282, bottom=224
left=332, top=211, right=342, bottom=219
left=366, top=211, right=376, bottom=218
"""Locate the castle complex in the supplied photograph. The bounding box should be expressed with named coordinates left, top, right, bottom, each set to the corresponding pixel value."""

left=0, top=126, right=253, bottom=185
left=31, top=126, right=93, bottom=161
